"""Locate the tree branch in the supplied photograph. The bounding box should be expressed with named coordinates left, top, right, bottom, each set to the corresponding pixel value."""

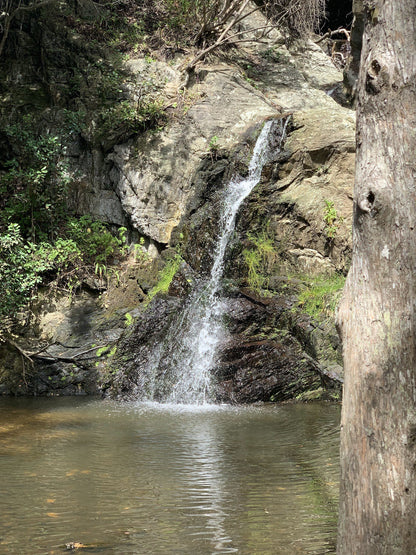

left=0, top=0, right=56, bottom=58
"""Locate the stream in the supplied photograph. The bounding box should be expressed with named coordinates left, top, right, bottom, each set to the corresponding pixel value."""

left=0, top=398, right=339, bottom=554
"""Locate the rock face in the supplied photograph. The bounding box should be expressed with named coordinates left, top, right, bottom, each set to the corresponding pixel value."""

left=103, top=284, right=341, bottom=403
left=0, top=5, right=354, bottom=400
left=88, top=65, right=277, bottom=245
left=214, top=292, right=340, bottom=403
left=241, top=106, right=355, bottom=275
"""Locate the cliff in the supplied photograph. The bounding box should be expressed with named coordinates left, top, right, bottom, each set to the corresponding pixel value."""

left=0, top=1, right=354, bottom=400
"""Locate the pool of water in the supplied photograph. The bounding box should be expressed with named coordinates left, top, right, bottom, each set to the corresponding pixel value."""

left=0, top=398, right=340, bottom=554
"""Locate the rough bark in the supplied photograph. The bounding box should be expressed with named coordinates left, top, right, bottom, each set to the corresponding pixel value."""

left=337, top=1, right=416, bottom=553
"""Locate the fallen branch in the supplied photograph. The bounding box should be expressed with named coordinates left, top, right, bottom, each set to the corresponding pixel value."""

left=4, top=337, right=108, bottom=373
left=315, top=27, right=350, bottom=44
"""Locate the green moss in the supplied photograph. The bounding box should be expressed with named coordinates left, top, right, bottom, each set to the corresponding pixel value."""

left=96, top=346, right=108, bottom=357
left=107, top=346, right=117, bottom=358
left=146, top=254, right=183, bottom=303
left=125, top=312, right=134, bottom=327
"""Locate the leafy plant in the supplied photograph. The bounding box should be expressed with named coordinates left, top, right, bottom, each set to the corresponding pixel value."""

left=0, top=224, right=42, bottom=320
left=243, top=248, right=266, bottom=291
left=133, top=237, right=151, bottom=264
left=323, top=199, right=341, bottom=239
left=209, top=135, right=219, bottom=150
left=98, top=98, right=166, bottom=137
left=0, top=117, right=69, bottom=241
left=125, top=312, right=134, bottom=327
left=66, top=216, right=126, bottom=266
left=297, top=273, right=345, bottom=320
left=260, top=46, right=284, bottom=62
left=242, top=228, right=278, bottom=292
left=0, top=214, right=130, bottom=339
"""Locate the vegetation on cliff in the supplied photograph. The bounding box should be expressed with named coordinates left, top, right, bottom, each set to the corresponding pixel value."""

left=0, top=0, right=352, bottom=403
left=0, top=0, right=329, bottom=340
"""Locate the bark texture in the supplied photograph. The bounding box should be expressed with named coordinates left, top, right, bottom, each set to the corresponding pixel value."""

left=337, top=1, right=416, bottom=553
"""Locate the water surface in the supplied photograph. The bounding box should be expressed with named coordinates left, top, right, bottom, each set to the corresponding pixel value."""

left=0, top=398, right=340, bottom=554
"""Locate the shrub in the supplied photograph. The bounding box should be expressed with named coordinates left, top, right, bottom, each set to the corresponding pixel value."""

left=66, top=216, right=126, bottom=266
left=0, top=117, right=69, bottom=241
left=261, top=0, right=326, bottom=35
left=0, top=224, right=43, bottom=319
left=323, top=199, right=341, bottom=239
left=0, top=217, right=130, bottom=339
left=98, top=98, right=166, bottom=137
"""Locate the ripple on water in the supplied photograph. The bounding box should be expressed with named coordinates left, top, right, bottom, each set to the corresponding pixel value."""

left=0, top=398, right=339, bottom=554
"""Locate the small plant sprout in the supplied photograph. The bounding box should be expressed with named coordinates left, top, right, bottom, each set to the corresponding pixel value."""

left=323, top=200, right=341, bottom=239
left=209, top=135, right=219, bottom=151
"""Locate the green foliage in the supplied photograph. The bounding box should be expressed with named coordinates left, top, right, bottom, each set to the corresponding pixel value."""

left=0, top=106, right=135, bottom=339
left=0, top=117, right=69, bottom=241
left=297, top=273, right=345, bottom=320
left=66, top=216, right=126, bottom=266
left=147, top=253, right=183, bottom=303
left=242, top=228, right=278, bottom=292
left=98, top=98, right=166, bottom=136
left=107, top=345, right=117, bottom=357
left=209, top=135, right=219, bottom=151
left=323, top=200, right=340, bottom=239
left=62, top=3, right=145, bottom=52
left=133, top=237, right=151, bottom=264
left=96, top=346, right=108, bottom=357
left=260, top=46, right=284, bottom=62
left=63, top=109, right=87, bottom=136
left=0, top=216, right=129, bottom=339
left=243, top=248, right=266, bottom=291
left=0, top=224, right=42, bottom=322
left=125, top=312, right=134, bottom=327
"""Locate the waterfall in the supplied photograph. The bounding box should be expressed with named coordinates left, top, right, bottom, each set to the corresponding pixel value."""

left=142, top=117, right=289, bottom=405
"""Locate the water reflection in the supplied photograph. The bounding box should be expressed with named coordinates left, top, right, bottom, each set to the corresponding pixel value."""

left=175, top=416, right=237, bottom=553
left=0, top=398, right=340, bottom=554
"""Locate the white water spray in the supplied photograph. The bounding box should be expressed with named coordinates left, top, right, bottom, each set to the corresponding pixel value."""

left=142, top=118, right=289, bottom=404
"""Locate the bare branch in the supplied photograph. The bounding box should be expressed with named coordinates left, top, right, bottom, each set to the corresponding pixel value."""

left=0, top=0, right=56, bottom=58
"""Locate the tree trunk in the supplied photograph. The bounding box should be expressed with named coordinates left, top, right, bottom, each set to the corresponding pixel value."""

left=337, top=1, right=416, bottom=553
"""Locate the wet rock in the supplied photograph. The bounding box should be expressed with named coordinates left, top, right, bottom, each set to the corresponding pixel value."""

left=216, top=336, right=321, bottom=403
left=213, top=294, right=341, bottom=403
left=106, top=296, right=183, bottom=398
left=168, top=261, right=197, bottom=297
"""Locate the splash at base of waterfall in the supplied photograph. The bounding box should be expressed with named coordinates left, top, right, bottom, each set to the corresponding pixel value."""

left=139, top=117, right=290, bottom=404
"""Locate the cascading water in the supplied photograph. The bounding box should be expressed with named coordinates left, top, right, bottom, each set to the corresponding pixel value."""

left=142, top=117, right=289, bottom=405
